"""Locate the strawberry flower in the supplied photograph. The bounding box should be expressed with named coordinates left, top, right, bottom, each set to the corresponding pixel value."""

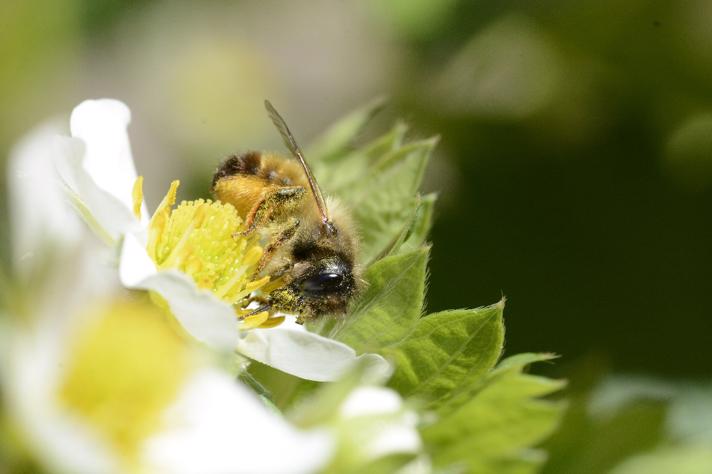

left=4, top=294, right=333, bottom=474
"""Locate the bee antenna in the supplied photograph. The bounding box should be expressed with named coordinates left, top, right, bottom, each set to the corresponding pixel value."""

left=264, top=100, right=330, bottom=227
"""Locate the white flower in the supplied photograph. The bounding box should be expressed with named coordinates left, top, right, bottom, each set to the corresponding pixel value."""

left=4, top=296, right=333, bottom=474
left=6, top=119, right=118, bottom=312
left=7, top=120, right=82, bottom=274
left=54, top=98, right=390, bottom=382
left=289, top=384, right=424, bottom=472
left=337, top=386, right=422, bottom=460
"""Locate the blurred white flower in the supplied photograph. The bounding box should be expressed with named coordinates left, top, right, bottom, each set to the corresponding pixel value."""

left=54, top=98, right=389, bottom=382
left=7, top=120, right=82, bottom=275
left=4, top=296, right=333, bottom=474
left=337, top=386, right=422, bottom=460
left=6, top=119, right=118, bottom=316
left=290, top=384, right=424, bottom=472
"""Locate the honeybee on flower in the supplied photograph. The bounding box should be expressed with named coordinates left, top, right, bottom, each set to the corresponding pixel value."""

left=53, top=99, right=388, bottom=382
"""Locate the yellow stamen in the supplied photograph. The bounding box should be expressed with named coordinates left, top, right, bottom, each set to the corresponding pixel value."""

left=242, top=246, right=264, bottom=266
left=241, top=311, right=269, bottom=329
left=132, top=176, right=144, bottom=220
left=147, top=180, right=180, bottom=261
left=259, top=316, right=285, bottom=329
left=146, top=183, right=269, bottom=307
left=245, top=276, right=271, bottom=293
left=58, top=300, right=192, bottom=466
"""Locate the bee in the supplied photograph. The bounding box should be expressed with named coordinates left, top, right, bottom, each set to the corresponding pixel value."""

left=212, top=100, right=360, bottom=323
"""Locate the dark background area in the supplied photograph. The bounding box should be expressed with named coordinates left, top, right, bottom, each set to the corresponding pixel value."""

left=2, top=0, right=711, bottom=379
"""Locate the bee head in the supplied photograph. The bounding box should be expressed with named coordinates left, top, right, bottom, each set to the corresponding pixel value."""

left=263, top=197, right=361, bottom=322
left=289, top=249, right=357, bottom=316
left=298, top=257, right=353, bottom=298
left=267, top=255, right=356, bottom=322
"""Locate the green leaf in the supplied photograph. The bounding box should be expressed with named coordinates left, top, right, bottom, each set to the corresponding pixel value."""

left=240, top=361, right=303, bottom=409
left=334, top=248, right=429, bottom=352
left=374, top=192, right=438, bottom=261
left=307, top=97, right=385, bottom=163
left=313, top=121, right=408, bottom=193
left=399, top=193, right=437, bottom=252
left=344, top=139, right=435, bottom=263
left=422, top=355, right=566, bottom=474
left=438, top=353, right=563, bottom=418
left=385, top=303, right=505, bottom=405
left=309, top=112, right=433, bottom=263
left=361, top=121, right=409, bottom=162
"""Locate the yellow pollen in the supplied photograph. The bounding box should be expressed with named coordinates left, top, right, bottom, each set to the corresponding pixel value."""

left=146, top=182, right=268, bottom=306
left=58, top=300, right=191, bottom=466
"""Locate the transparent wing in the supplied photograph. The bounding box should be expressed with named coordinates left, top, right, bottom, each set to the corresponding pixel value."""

left=264, top=100, right=330, bottom=224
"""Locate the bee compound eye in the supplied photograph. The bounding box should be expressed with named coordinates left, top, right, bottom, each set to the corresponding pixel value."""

left=301, top=272, right=344, bottom=295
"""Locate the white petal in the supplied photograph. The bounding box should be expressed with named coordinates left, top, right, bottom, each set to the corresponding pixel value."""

left=55, top=135, right=138, bottom=243
left=120, top=234, right=240, bottom=351
left=7, top=121, right=83, bottom=273
left=5, top=323, right=120, bottom=474
left=70, top=99, right=145, bottom=217
left=143, top=369, right=333, bottom=474
left=340, top=387, right=421, bottom=459
left=236, top=323, right=392, bottom=382
left=365, top=416, right=422, bottom=459
left=339, top=386, right=403, bottom=417
left=7, top=122, right=122, bottom=313
left=119, top=232, right=157, bottom=285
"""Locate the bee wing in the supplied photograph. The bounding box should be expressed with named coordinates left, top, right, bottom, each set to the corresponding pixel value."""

left=264, top=100, right=330, bottom=224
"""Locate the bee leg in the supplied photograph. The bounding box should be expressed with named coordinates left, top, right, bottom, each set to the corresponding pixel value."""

left=241, top=186, right=306, bottom=235
left=239, top=304, right=272, bottom=320
left=257, top=217, right=300, bottom=272
left=245, top=294, right=270, bottom=306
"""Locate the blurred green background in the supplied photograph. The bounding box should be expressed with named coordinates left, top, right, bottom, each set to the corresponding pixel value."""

left=2, top=0, right=711, bottom=382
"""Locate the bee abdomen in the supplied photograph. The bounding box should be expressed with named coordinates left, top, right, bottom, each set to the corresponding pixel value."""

left=212, top=151, right=264, bottom=188
left=213, top=151, right=297, bottom=188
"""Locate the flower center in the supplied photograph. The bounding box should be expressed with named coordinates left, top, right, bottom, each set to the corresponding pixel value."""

left=144, top=180, right=269, bottom=306
left=58, top=300, right=191, bottom=465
